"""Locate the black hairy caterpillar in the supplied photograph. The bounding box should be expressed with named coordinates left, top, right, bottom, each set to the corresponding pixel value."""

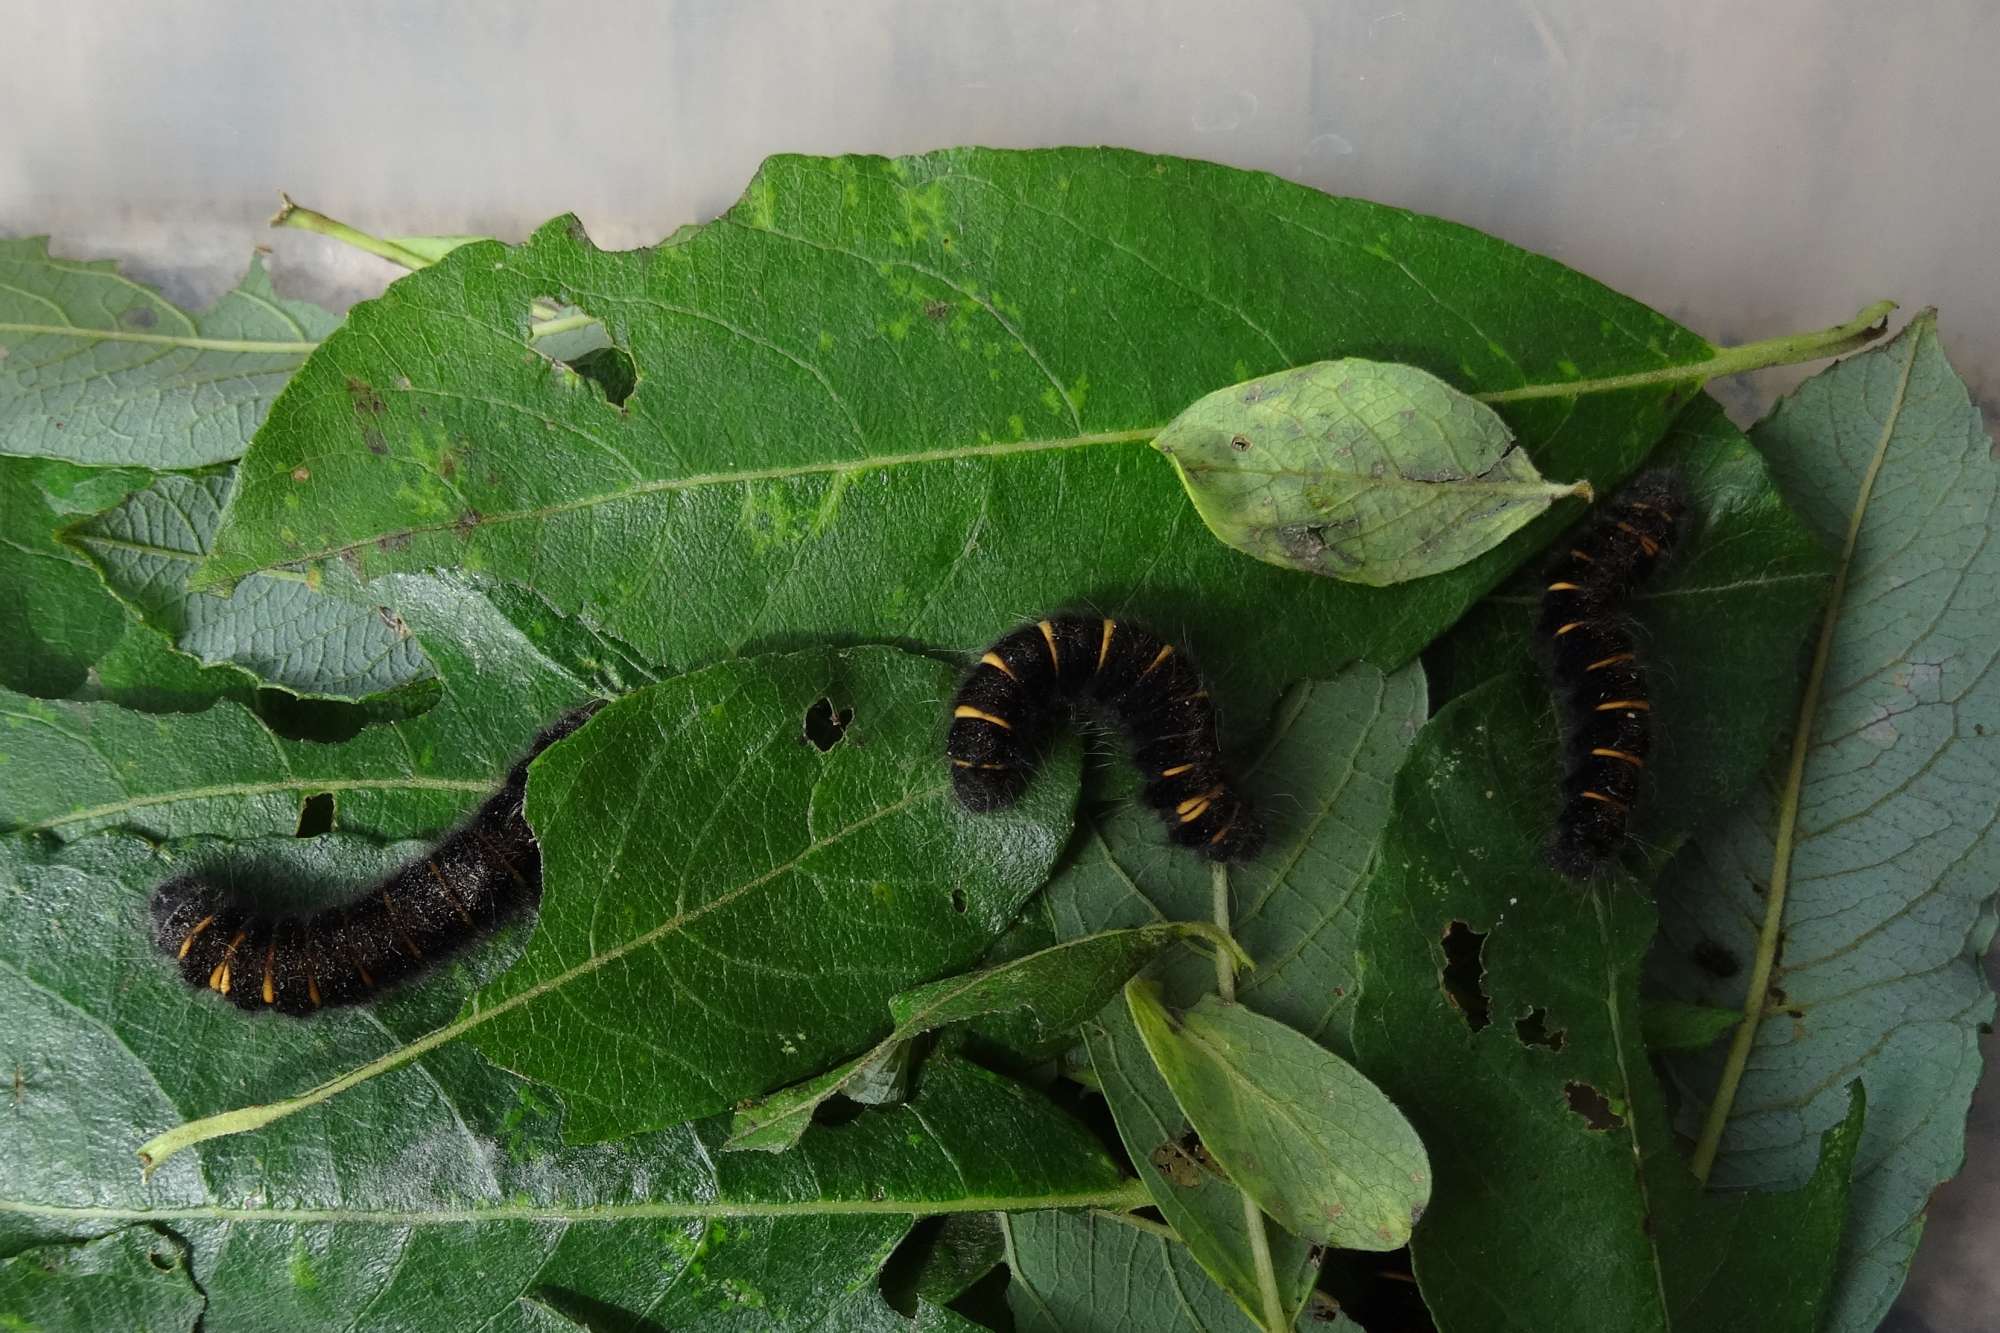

left=151, top=705, right=598, bottom=1015
left=946, top=615, right=1262, bottom=862
left=1538, top=470, right=1688, bottom=878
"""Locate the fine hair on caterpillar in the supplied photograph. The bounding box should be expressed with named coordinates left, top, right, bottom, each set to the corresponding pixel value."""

left=150, top=704, right=599, bottom=1016
left=1536, top=470, right=1689, bottom=879
left=945, top=614, right=1262, bottom=862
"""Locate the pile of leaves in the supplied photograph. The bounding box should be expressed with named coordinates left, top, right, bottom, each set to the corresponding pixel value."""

left=2, top=147, right=1993, bottom=1333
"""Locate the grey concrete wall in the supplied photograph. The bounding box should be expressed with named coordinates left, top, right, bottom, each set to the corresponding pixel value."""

left=4, top=3, right=1993, bottom=1326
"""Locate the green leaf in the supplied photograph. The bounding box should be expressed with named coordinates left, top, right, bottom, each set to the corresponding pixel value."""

left=1653, top=314, right=2000, bottom=1332
left=0, top=1228, right=204, bottom=1333
left=70, top=471, right=436, bottom=700
left=1350, top=670, right=1864, bottom=1331
left=0, top=240, right=337, bottom=468
left=204, top=148, right=1721, bottom=722
left=0, top=832, right=1135, bottom=1331
left=1046, top=664, right=1424, bottom=1320
left=1640, top=1000, right=1741, bottom=1052
left=0, top=456, right=154, bottom=697
left=1003, top=1210, right=1272, bottom=1333
left=467, top=645, right=1079, bottom=1143
left=1126, top=984, right=1430, bottom=1251
left=886, top=1213, right=1005, bottom=1310
left=0, top=573, right=594, bottom=842
left=1154, top=359, right=1589, bottom=585
left=729, top=922, right=1230, bottom=1152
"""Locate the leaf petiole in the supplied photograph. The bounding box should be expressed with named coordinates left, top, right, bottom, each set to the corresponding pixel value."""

left=1476, top=301, right=1896, bottom=405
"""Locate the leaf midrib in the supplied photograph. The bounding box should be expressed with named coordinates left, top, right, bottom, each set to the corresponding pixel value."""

left=0, top=1184, right=1151, bottom=1229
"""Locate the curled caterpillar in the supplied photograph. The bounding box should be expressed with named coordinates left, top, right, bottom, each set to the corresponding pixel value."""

left=946, top=615, right=1262, bottom=862
left=1538, top=470, right=1688, bottom=878
left=151, top=705, right=598, bottom=1015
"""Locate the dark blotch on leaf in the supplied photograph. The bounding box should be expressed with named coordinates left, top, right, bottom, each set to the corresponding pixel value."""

left=950, top=888, right=968, bottom=914
left=344, top=376, right=387, bottom=417
left=295, top=792, right=335, bottom=838
left=363, top=428, right=388, bottom=456
left=121, top=305, right=158, bottom=329
left=803, top=696, right=852, bottom=751
left=1440, top=920, right=1491, bottom=1032
left=1514, top=1006, right=1565, bottom=1051
left=1562, top=1081, right=1624, bottom=1131
left=923, top=299, right=952, bottom=321
left=1691, top=938, right=1741, bottom=979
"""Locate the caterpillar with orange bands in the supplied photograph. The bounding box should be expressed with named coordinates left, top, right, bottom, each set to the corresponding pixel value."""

left=1538, top=471, right=1688, bottom=878
left=946, top=615, right=1262, bottom=862
left=150, top=705, right=597, bottom=1015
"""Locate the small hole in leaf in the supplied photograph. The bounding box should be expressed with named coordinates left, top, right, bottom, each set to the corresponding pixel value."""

left=295, top=793, right=335, bottom=838
left=949, top=888, right=968, bottom=914
left=1229, top=434, right=1252, bottom=452
left=1439, top=920, right=1490, bottom=1032
left=566, top=345, right=637, bottom=407
left=1563, top=1081, right=1624, bottom=1131
left=147, top=1247, right=175, bottom=1273
left=803, top=697, right=852, bottom=752
left=1514, top=1007, right=1565, bottom=1051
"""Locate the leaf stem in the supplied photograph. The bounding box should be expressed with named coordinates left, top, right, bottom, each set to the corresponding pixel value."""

left=1210, top=861, right=1287, bottom=1331
left=271, top=194, right=436, bottom=271
left=1474, top=301, right=1896, bottom=405
left=0, top=323, right=319, bottom=354
left=1688, top=313, right=1924, bottom=1183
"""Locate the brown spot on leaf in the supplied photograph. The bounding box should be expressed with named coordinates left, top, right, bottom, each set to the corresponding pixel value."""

left=363, top=429, right=388, bottom=456
left=454, top=509, right=482, bottom=538
left=923, top=299, right=952, bottom=321
left=1563, top=1081, right=1624, bottom=1131
left=121, top=306, right=159, bottom=329
left=291, top=466, right=311, bottom=482
left=439, top=451, right=458, bottom=480
left=345, top=377, right=386, bottom=417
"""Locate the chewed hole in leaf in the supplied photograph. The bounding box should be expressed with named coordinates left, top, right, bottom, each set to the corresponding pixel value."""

left=949, top=888, right=968, bottom=914
left=1439, top=920, right=1490, bottom=1032
left=1562, top=1081, right=1624, bottom=1131
left=802, top=696, right=852, bottom=751
left=528, top=298, right=633, bottom=407
left=146, top=1247, right=175, bottom=1273
left=295, top=792, right=335, bottom=838
left=1514, top=1007, right=1565, bottom=1051
left=1149, top=1130, right=1223, bottom=1188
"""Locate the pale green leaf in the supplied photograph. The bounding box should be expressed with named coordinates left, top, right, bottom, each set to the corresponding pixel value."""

left=72, top=471, right=436, bottom=700
left=1125, top=984, right=1430, bottom=1251
left=1155, top=359, right=1588, bottom=585
left=0, top=240, right=338, bottom=468
left=1652, top=313, right=2000, bottom=1332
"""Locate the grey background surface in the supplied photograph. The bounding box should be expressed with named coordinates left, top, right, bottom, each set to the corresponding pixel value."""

left=3, top=3, right=1993, bottom=1327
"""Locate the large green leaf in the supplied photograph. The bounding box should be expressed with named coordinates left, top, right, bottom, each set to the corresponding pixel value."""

left=1045, top=663, right=1424, bottom=1322
left=1650, top=315, right=2000, bottom=1332
left=0, top=573, right=594, bottom=842
left=203, top=148, right=1719, bottom=724
left=0, top=456, right=154, bottom=697
left=137, top=644, right=1079, bottom=1162
left=1004, top=1211, right=1270, bottom=1333
left=1154, top=359, right=1586, bottom=585
left=1350, top=670, right=1863, bottom=1332
left=0, top=240, right=338, bottom=468
left=71, top=471, right=436, bottom=700
left=0, top=832, right=1133, bottom=1331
